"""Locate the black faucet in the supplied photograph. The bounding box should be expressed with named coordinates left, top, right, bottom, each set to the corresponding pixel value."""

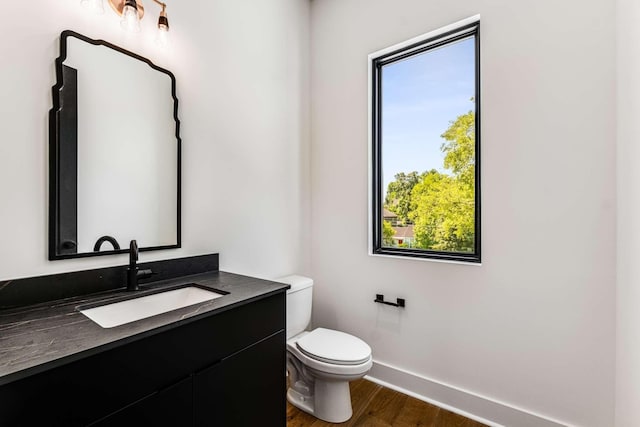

left=127, top=240, right=153, bottom=291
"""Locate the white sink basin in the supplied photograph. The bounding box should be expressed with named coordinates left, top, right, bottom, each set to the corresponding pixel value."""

left=80, top=286, right=225, bottom=328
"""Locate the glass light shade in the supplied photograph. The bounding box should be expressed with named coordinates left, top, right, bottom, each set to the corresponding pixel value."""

left=156, top=25, right=170, bottom=47
left=81, top=0, right=105, bottom=14
left=155, top=10, right=170, bottom=47
left=120, top=4, right=141, bottom=33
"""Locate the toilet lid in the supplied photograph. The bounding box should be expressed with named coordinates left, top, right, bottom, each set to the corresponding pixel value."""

left=296, top=328, right=371, bottom=365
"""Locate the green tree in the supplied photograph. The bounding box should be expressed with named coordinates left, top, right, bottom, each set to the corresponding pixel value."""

left=410, top=110, right=476, bottom=252
left=382, top=220, right=396, bottom=246
left=441, top=110, right=475, bottom=188
left=410, top=171, right=474, bottom=252
left=384, top=171, right=422, bottom=224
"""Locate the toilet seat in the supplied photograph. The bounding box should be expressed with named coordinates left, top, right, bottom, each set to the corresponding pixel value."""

left=287, top=329, right=373, bottom=376
left=296, top=328, right=371, bottom=365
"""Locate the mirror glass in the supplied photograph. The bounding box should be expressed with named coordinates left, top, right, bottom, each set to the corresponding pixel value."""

left=49, top=31, right=181, bottom=259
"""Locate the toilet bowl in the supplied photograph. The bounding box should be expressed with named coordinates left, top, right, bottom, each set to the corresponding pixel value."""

left=277, top=275, right=373, bottom=423
left=287, top=328, right=372, bottom=423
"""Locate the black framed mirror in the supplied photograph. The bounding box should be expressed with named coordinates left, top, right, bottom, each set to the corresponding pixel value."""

left=49, top=30, right=181, bottom=260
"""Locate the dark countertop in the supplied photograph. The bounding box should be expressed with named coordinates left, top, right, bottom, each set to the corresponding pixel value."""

left=0, top=271, right=289, bottom=387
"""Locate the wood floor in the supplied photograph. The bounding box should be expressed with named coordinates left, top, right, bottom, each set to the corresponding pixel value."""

left=287, top=379, right=487, bottom=427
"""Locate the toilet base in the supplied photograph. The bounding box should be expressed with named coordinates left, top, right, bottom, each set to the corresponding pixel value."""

left=287, top=378, right=353, bottom=423
left=287, top=388, right=315, bottom=416
left=314, top=378, right=353, bottom=423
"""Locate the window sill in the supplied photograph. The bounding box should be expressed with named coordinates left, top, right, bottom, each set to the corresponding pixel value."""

left=369, top=249, right=482, bottom=266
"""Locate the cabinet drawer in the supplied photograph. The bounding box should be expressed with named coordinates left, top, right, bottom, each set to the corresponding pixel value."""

left=194, top=331, right=286, bottom=427
left=89, top=376, right=193, bottom=426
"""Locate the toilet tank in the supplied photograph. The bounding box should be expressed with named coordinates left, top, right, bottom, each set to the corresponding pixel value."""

left=276, top=275, right=313, bottom=339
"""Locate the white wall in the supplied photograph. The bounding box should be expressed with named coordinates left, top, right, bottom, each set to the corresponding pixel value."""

left=0, top=0, right=310, bottom=279
left=310, top=1, right=616, bottom=425
left=616, top=0, right=640, bottom=425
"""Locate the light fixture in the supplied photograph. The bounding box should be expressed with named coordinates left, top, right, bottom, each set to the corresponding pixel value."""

left=155, top=5, right=170, bottom=46
left=119, top=0, right=141, bottom=32
left=83, top=0, right=171, bottom=41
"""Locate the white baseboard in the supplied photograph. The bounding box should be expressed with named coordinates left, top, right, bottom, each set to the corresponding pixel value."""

left=365, top=360, right=570, bottom=427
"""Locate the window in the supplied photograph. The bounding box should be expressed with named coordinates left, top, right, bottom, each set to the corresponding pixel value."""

left=370, top=19, right=481, bottom=263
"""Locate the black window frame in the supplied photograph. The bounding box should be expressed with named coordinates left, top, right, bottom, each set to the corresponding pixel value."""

left=370, top=21, right=481, bottom=263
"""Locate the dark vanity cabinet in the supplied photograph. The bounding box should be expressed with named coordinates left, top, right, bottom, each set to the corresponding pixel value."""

left=0, top=292, right=286, bottom=427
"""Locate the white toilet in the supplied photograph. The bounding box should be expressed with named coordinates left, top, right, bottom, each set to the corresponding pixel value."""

left=278, top=275, right=372, bottom=423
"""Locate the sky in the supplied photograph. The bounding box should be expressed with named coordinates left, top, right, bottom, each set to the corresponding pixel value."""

left=381, top=36, right=476, bottom=192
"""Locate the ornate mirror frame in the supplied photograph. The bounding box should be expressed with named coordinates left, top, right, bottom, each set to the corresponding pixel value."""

left=49, top=30, right=181, bottom=260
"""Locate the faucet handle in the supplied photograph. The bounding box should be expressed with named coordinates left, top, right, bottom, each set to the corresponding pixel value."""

left=129, top=240, right=138, bottom=264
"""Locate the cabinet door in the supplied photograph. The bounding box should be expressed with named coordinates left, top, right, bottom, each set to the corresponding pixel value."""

left=90, top=376, right=192, bottom=426
left=194, top=331, right=286, bottom=427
